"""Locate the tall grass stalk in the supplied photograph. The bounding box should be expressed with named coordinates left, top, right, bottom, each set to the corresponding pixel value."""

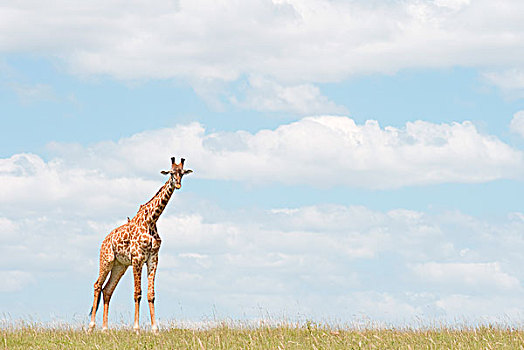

left=2, top=321, right=524, bottom=349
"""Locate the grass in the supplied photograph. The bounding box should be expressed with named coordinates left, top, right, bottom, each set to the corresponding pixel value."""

left=2, top=322, right=524, bottom=349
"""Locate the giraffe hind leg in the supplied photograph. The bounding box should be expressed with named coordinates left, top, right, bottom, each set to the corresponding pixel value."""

left=101, top=262, right=128, bottom=330
left=89, top=245, right=114, bottom=331
left=89, top=296, right=102, bottom=316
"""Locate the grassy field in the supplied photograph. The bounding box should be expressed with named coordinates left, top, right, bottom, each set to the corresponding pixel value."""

left=2, top=322, right=524, bottom=349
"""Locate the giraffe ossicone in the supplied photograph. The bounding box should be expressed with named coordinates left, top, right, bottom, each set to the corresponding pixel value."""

left=88, top=157, right=192, bottom=333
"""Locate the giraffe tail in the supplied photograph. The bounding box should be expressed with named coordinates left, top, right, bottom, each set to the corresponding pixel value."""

left=89, top=292, right=102, bottom=316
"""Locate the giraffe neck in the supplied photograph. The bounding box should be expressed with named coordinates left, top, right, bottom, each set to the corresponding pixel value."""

left=137, top=177, right=176, bottom=224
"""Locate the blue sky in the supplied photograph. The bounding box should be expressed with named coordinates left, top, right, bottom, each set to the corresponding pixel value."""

left=1, top=0, right=524, bottom=328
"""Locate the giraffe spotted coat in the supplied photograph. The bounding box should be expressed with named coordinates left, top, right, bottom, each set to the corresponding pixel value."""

left=88, top=157, right=192, bottom=333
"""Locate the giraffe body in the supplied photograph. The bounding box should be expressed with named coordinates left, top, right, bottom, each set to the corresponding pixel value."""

left=88, top=157, right=192, bottom=333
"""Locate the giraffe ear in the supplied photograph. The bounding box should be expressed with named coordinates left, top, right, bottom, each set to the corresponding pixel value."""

left=160, top=170, right=170, bottom=175
left=183, top=169, right=193, bottom=175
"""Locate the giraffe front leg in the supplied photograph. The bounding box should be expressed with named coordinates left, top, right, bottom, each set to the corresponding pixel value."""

left=147, top=254, right=159, bottom=334
left=132, top=260, right=143, bottom=335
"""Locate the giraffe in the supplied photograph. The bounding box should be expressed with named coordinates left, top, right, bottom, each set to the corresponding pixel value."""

left=88, top=157, right=192, bottom=334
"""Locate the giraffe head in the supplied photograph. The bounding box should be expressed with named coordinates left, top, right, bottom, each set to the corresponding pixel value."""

left=161, top=157, right=193, bottom=189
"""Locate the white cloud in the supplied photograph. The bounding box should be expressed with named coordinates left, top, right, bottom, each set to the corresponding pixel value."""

left=0, top=0, right=523, bottom=89
left=510, top=110, right=524, bottom=138
left=411, top=262, right=520, bottom=291
left=347, top=292, right=421, bottom=323
left=135, top=206, right=524, bottom=322
left=2, top=119, right=524, bottom=323
left=434, top=294, right=524, bottom=322
left=8, top=83, right=56, bottom=104
left=0, top=217, right=18, bottom=237
left=0, top=271, right=35, bottom=292
left=0, top=153, right=159, bottom=218
left=1, top=169, right=524, bottom=323
left=484, top=69, right=524, bottom=98
left=230, top=75, right=347, bottom=115
left=434, top=0, right=471, bottom=11
left=45, top=116, right=524, bottom=189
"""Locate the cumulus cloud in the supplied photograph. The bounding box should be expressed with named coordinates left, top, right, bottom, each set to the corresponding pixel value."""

left=44, top=116, right=524, bottom=188
left=484, top=69, right=524, bottom=98
left=2, top=118, right=524, bottom=322
left=0, top=0, right=523, bottom=90
left=434, top=294, right=524, bottom=322
left=411, top=262, right=520, bottom=291
left=0, top=271, right=35, bottom=292
left=230, top=76, right=347, bottom=115
left=2, top=197, right=524, bottom=322
left=156, top=206, right=524, bottom=322
left=510, top=110, right=524, bottom=138
left=0, top=153, right=160, bottom=218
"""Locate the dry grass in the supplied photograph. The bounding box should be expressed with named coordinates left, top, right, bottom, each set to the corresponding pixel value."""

left=2, top=321, right=524, bottom=349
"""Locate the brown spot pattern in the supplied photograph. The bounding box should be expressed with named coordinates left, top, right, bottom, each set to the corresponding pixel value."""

left=89, top=158, right=191, bottom=332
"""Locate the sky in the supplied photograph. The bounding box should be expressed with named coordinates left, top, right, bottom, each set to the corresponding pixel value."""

left=1, top=0, right=524, bottom=328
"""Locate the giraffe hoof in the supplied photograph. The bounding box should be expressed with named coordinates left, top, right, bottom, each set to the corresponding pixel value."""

left=88, top=322, right=95, bottom=333
left=102, top=326, right=108, bottom=332
left=152, top=325, right=159, bottom=334
left=134, top=325, right=140, bottom=335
